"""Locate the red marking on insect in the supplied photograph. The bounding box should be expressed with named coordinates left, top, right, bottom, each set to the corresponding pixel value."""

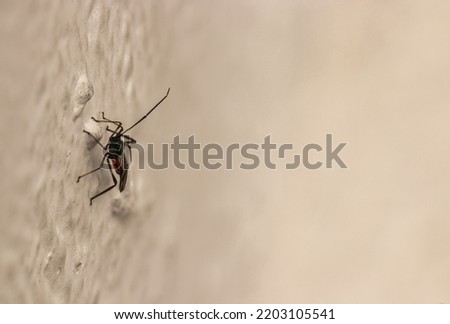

left=111, top=158, right=122, bottom=175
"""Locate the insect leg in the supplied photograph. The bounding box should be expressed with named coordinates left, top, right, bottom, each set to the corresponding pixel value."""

left=91, top=116, right=123, bottom=133
left=76, top=154, right=108, bottom=183
left=121, top=135, right=137, bottom=164
left=106, top=125, right=122, bottom=136
left=89, top=160, right=117, bottom=206
left=100, top=112, right=122, bottom=125
left=123, top=134, right=136, bottom=143
left=83, top=130, right=106, bottom=150
left=125, top=144, right=133, bottom=164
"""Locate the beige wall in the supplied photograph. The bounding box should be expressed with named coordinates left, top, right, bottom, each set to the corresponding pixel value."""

left=1, top=0, right=450, bottom=303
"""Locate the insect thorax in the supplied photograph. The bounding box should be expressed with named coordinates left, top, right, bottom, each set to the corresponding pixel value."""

left=107, top=135, right=124, bottom=156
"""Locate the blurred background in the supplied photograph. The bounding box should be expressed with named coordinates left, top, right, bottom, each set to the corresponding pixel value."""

left=1, top=0, right=450, bottom=303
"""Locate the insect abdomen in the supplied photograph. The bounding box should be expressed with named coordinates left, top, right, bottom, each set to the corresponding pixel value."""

left=112, top=159, right=123, bottom=175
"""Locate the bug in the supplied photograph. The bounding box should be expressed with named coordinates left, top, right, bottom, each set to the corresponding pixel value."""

left=77, top=88, right=170, bottom=205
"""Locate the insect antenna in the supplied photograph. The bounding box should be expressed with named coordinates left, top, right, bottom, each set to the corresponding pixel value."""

left=121, top=88, right=170, bottom=135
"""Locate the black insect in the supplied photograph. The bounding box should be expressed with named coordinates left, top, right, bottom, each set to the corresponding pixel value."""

left=77, top=88, right=170, bottom=205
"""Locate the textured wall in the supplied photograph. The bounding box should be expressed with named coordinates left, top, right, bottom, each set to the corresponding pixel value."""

left=2, top=0, right=450, bottom=303
left=0, top=0, right=174, bottom=303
